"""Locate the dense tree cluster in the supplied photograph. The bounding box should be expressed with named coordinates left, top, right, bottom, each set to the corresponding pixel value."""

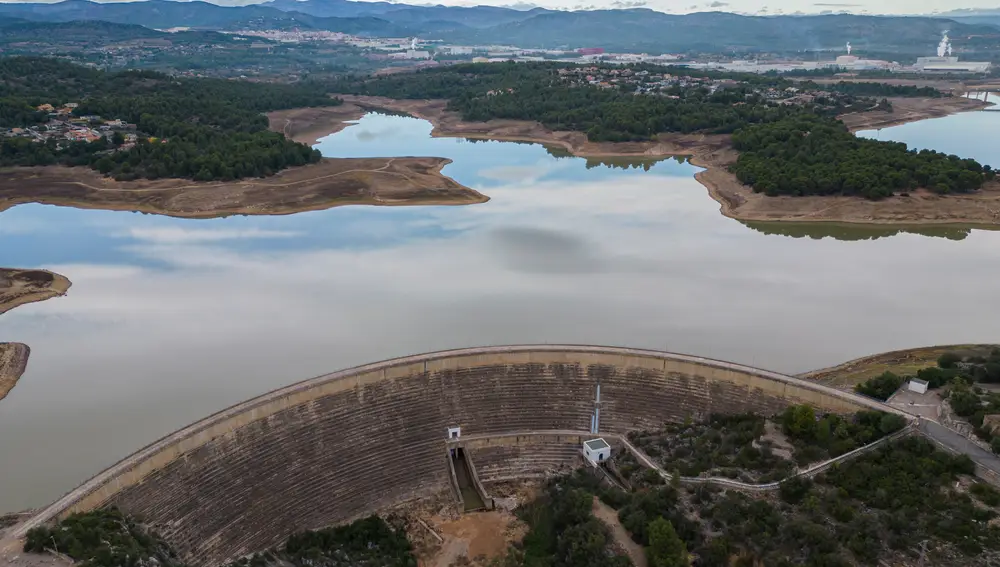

left=338, top=62, right=991, bottom=199
left=854, top=371, right=905, bottom=401
left=23, top=508, right=187, bottom=567
left=540, top=437, right=993, bottom=566
left=623, top=408, right=905, bottom=486
left=627, top=414, right=796, bottom=482
left=780, top=405, right=907, bottom=464
left=491, top=472, right=633, bottom=567
left=227, top=515, right=416, bottom=567
left=0, top=56, right=333, bottom=180
left=731, top=115, right=995, bottom=198
left=334, top=62, right=802, bottom=141
left=799, top=80, right=944, bottom=98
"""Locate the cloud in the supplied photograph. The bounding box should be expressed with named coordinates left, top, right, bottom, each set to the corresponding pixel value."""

left=813, top=2, right=862, bottom=5
left=120, top=227, right=302, bottom=244
left=611, top=0, right=647, bottom=7
left=708, top=1, right=728, bottom=6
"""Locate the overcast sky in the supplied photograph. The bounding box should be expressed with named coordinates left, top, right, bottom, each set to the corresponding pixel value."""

left=0, top=0, right=994, bottom=16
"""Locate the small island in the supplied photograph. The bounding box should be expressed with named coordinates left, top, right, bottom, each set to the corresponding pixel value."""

left=0, top=267, right=72, bottom=403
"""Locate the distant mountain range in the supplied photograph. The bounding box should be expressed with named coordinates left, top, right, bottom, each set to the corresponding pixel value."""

left=938, top=8, right=1000, bottom=28
left=0, top=0, right=997, bottom=54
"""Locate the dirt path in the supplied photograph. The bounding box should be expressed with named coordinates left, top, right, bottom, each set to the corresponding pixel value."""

left=592, top=496, right=647, bottom=567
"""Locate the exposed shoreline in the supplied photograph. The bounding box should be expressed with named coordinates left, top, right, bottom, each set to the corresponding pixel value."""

left=0, top=268, right=72, bottom=403
left=837, top=95, right=993, bottom=132
left=334, top=94, right=1000, bottom=227
left=0, top=105, right=487, bottom=218
left=267, top=104, right=369, bottom=146
left=0, top=155, right=487, bottom=219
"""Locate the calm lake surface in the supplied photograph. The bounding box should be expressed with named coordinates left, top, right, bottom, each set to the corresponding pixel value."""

left=2, top=106, right=1000, bottom=511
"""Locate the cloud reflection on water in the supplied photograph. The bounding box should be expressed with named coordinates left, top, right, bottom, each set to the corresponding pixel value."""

left=2, top=113, right=1000, bottom=512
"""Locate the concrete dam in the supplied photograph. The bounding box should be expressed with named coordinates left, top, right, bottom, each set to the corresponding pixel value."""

left=13, top=345, right=903, bottom=566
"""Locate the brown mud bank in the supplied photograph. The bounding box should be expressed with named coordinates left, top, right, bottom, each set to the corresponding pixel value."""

left=0, top=268, right=72, bottom=403
left=267, top=104, right=368, bottom=146
left=337, top=95, right=1000, bottom=227
left=0, top=105, right=486, bottom=217
left=0, top=157, right=486, bottom=219
left=838, top=96, right=993, bottom=132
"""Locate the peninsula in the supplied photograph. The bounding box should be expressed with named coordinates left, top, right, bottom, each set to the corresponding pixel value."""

left=331, top=93, right=1000, bottom=226
left=0, top=268, right=72, bottom=403
left=0, top=56, right=486, bottom=217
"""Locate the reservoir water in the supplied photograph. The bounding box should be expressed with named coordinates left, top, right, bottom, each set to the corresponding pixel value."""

left=2, top=106, right=1000, bottom=512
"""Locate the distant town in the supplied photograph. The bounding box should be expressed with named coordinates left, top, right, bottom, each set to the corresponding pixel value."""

left=228, top=28, right=992, bottom=75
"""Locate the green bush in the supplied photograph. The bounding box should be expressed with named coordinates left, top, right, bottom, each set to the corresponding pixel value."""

left=971, top=482, right=1000, bottom=506
left=938, top=352, right=963, bottom=369
left=779, top=477, right=813, bottom=504
left=24, top=508, right=185, bottom=567
left=854, top=372, right=904, bottom=401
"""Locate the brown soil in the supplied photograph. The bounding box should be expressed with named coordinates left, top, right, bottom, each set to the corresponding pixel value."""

left=429, top=511, right=524, bottom=567
left=593, top=496, right=647, bottom=567
left=799, top=344, right=999, bottom=388
left=0, top=267, right=71, bottom=317
left=837, top=96, right=992, bottom=131
left=336, top=94, right=1000, bottom=227
left=0, top=158, right=486, bottom=219
left=266, top=104, right=368, bottom=146
left=0, top=268, right=72, bottom=403
left=0, top=343, right=30, bottom=404
left=0, top=104, right=486, bottom=218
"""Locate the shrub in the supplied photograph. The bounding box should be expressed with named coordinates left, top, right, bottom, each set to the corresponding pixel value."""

left=938, top=352, right=962, bottom=369
left=854, top=372, right=904, bottom=401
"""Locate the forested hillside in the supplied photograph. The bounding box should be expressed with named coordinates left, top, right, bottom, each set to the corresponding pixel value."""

left=0, top=57, right=333, bottom=181
left=341, top=62, right=994, bottom=199
left=730, top=116, right=995, bottom=198
left=337, top=63, right=807, bottom=141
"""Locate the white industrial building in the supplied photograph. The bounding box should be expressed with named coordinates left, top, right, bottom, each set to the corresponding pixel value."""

left=913, top=33, right=991, bottom=73
left=907, top=379, right=929, bottom=395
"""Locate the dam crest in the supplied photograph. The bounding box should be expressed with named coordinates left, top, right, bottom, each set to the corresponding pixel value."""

left=13, top=345, right=904, bottom=566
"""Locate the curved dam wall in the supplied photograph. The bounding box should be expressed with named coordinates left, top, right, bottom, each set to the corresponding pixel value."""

left=16, top=345, right=905, bottom=566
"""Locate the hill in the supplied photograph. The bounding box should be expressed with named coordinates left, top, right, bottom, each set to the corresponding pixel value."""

left=0, top=56, right=329, bottom=181
left=0, top=1, right=997, bottom=55
left=0, top=0, right=415, bottom=36
left=447, top=10, right=1000, bottom=54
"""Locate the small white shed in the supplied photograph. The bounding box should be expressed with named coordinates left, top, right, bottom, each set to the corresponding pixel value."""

left=583, top=438, right=611, bottom=465
left=907, top=378, right=929, bottom=394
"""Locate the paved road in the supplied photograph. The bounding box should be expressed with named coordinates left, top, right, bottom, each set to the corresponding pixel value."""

left=920, top=420, right=1000, bottom=475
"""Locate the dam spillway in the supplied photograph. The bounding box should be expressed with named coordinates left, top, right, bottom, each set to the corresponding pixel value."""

left=12, top=345, right=904, bottom=566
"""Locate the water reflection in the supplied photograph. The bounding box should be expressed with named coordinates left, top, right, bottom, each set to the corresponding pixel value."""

left=743, top=221, right=977, bottom=241
left=2, top=112, right=1000, bottom=512
left=857, top=93, right=1000, bottom=168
